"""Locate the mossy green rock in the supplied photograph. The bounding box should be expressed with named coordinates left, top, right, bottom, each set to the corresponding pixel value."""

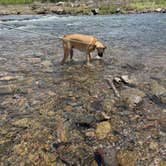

left=96, top=121, right=111, bottom=139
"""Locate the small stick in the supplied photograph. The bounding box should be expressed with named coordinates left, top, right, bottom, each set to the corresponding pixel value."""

left=105, top=79, right=120, bottom=98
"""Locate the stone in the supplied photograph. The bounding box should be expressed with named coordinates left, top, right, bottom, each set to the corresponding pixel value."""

left=116, top=8, right=121, bottom=13
left=121, top=88, right=145, bottom=108
left=116, top=150, right=139, bottom=166
left=158, top=160, right=166, bottom=166
left=96, top=121, right=111, bottom=139
left=13, top=142, right=28, bottom=156
left=0, top=84, right=18, bottom=95
left=12, top=118, right=32, bottom=128
left=0, top=75, right=21, bottom=81
left=0, top=57, right=7, bottom=62
left=150, top=81, right=166, bottom=96
left=91, top=8, right=99, bottom=15
left=41, top=60, right=52, bottom=68
left=85, top=130, right=96, bottom=137
left=95, top=112, right=110, bottom=121
left=102, top=99, right=115, bottom=112
left=64, top=105, right=74, bottom=111
left=149, top=141, right=158, bottom=150
left=94, top=148, right=118, bottom=166
left=120, top=75, right=137, bottom=85
left=113, top=77, right=121, bottom=84
left=155, top=8, right=163, bottom=12
left=28, top=57, right=41, bottom=63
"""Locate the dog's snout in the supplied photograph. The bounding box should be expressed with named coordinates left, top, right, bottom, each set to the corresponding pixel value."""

left=98, top=52, right=103, bottom=57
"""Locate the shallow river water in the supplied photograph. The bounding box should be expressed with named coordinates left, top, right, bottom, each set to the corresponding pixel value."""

left=0, top=13, right=166, bottom=165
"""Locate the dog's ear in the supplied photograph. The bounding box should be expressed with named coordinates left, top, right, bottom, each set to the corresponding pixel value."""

left=95, top=41, right=106, bottom=49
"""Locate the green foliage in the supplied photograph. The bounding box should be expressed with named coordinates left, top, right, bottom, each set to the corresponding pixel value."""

left=0, top=0, right=165, bottom=12
left=0, top=0, right=35, bottom=5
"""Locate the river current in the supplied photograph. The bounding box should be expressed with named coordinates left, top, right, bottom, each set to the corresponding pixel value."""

left=0, top=13, right=166, bottom=165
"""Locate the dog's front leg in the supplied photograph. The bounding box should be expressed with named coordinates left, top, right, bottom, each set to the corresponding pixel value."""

left=70, top=48, right=73, bottom=61
left=86, top=51, right=92, bottom=66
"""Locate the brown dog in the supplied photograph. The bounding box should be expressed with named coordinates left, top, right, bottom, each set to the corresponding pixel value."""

left=60, top=34, right=106, bottom=65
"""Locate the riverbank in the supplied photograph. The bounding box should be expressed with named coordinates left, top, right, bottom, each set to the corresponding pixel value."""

left=0, top=1, right=166, bottom=15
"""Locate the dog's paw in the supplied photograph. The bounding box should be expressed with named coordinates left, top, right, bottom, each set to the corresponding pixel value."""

left=86, top=63, right=94, bottom=68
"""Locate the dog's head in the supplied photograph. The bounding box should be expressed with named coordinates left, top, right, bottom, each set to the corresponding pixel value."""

left=95, top=41, right=106, bottom=57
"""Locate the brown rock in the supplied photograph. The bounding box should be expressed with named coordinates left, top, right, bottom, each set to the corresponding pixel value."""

left=96, top=121, right=111, bottom=139
left=116, top=150, right=139, bottom=166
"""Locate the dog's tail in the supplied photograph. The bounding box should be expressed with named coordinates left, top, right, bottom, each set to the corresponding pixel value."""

left=58, top=34, right=67, bottom=40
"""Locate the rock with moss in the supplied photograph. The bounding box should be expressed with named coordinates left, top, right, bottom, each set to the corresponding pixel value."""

left=121, top=88, right=145, bottom=108
left=96, top=121, right=111, bottom=139
left=116, top=149, right=139, bottom=166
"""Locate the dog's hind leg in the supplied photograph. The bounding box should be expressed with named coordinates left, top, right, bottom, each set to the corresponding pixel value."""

left=60, top=42, right=69, bottom=65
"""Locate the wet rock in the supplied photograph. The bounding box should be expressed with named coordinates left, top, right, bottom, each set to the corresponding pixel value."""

left=0, top=57, right=7, bottom=63
left=41, top=60, right=52, bottom=68
left=28, top=57, right=41, bottom=63
left=150, top=81, right=166, bottom=96
left=116, top=149, right=139, bottom=166
left=75, top=114, right=96, bottom=128
left=160, top=94, right=166, bottom=104
left=116, top=8, right=121, bottom=13
left=85, top=129, right=96, bottom=137
left=64, top=105, right=74, bottom=111
left=102, top=99, right=115, bottom=112
left=95, top=112, right=110, bottom=122
left=0, top=75, right=20, bottom=81
left=12, top=118, right=32, bottom=128
left=90, top=100, right=103, bottom=112
left=96, top=121, right=111, bottom=139
left=158, top=160, right=166, bottom=166
left=56, top=118, right=68, bottom=142
left=94, top=148, right=118, bottom=166
left=120, top=75, right=137, bottom=86
left=91, top=8, right=99, bottom=15
left=0, top=84, right=18, bottom=95
left=56, top=1, right=65, bottom=6
left=155, top=8, right=164, bottom=12
left=13, top=141, right=28, bottom=156
left=121, top=88, right=145, bottom=108
left=149, top=141, right=158, bottom=150
left=113, top=77, right=121, bottom=84
left=149, top=81, right=166, bottom=104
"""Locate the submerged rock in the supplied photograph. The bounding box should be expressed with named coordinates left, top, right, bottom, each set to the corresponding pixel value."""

left=94, top=148, right=118, bottom=166
left=120, top=75, right=138, bottom=86
left=95, top=112, right=110, bottom=122
left=158, top=160, right=166, bottom=166
left=121, top=88, right=145, bottom=108
left=150, top=81, right=166, bottom=96
left=0, top=84, right=18, bottom=95
left=12, top=118, right=32, bottom=128
left=149, top=81, right=166, bottom=104
left=116, top=149, right=139, bottom=166
left=96, top=121, right=111, bottom=139
left=41, top=60, right=52, bottom=68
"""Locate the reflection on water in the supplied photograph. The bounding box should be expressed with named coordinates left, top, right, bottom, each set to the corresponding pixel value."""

left=0, top=13, right=166, bottom=165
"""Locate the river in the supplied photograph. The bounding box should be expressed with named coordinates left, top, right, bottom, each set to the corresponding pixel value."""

left=0, top=13, right=166, bottom=165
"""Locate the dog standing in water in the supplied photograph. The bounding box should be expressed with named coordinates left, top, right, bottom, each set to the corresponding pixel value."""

left=60, top=34, right=106, bottom=65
